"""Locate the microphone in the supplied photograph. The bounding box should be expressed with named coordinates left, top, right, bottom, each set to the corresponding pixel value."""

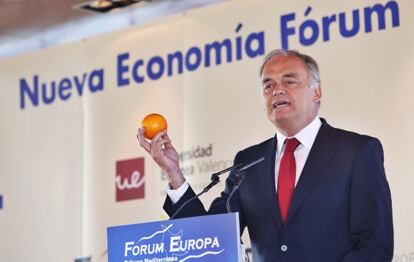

left=210, top=162, right=242, bottom=182
left=226, top=157, right=265, bottom=213
left=170, top=156, right=265, bottom=219
left=236, top=157, right=265, bottom=173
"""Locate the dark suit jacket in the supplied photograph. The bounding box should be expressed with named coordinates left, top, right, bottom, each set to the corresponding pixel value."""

left=164, top=119, right=393, bottom=261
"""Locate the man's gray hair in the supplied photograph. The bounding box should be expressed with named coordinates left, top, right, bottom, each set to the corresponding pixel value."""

left=259, top=49, right=321, bottom=89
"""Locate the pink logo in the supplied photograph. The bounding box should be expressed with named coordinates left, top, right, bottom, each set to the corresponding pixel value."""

left=116, top=157, right=145, bottom=202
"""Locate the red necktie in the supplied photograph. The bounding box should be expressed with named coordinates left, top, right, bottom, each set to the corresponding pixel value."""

left=277, top=138, right=300, bottom=224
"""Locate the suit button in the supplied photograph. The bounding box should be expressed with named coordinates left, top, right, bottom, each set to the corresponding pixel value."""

left=281, top=245, right=288, bottom=252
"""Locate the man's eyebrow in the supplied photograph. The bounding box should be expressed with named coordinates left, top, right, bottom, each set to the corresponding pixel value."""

left=261, top=78, right=274, bottom=84
left=283, top=72, right=300, bottom=78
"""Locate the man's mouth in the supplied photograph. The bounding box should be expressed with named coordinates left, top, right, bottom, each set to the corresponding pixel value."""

left=272, top=101, right=291, bottom=109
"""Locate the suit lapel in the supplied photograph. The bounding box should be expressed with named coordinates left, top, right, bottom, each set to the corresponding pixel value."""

left=286, top=120, right=340, bottom=224
left=258, top=135, right=283, bottom=230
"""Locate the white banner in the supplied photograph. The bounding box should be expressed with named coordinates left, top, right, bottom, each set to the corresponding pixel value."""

left=0, top=0, right=412, bottom=261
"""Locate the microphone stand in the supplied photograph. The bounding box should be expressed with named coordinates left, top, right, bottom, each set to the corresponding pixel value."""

left=170, top=163, right=241, bottom=219
left=225, top=157, right=265, bottom=262
left=170, top=157, right=264, bottom=219
left=169, top=157, right=264, bottom=262
left=225, top=170, right=246, bottom=213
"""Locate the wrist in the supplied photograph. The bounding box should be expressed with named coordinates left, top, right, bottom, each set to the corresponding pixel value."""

left=169, top=177, right=185, bottom=189
left=165, top=169, right=185, bottom=189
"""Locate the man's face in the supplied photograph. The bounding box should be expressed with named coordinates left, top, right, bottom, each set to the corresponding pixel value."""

left=261, top=55, right=321, bottom=136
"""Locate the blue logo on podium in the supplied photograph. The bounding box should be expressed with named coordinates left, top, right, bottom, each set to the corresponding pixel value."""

left=107, top=213, right=241, bottom=261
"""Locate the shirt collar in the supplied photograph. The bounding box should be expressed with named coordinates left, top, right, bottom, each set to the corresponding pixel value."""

left=276, top=116, right=322, bottom=152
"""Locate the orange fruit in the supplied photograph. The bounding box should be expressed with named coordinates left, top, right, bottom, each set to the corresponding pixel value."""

left=141, top=113, right=168, bottom=139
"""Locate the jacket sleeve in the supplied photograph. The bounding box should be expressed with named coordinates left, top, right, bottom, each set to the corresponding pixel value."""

left=342, top=138, right=394, bottom=262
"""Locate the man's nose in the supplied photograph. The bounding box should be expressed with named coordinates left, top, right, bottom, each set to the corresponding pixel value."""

left=272, top=85, right=286, bottom=96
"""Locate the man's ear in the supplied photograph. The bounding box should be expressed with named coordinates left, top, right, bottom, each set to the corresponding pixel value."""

left=313, top=85, right=322, bottom=103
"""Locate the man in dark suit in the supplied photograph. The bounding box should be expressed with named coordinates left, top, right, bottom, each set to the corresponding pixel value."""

left=137, top=49, right=393, bottom=261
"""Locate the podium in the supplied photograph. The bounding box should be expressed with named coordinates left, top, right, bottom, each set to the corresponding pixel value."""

left=107, top=213, right=242, bottom=262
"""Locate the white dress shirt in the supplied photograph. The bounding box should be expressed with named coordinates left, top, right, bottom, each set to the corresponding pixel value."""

left=275, top=116, right=322, bottom=190
left=167, top=116, right=322, bottom=203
